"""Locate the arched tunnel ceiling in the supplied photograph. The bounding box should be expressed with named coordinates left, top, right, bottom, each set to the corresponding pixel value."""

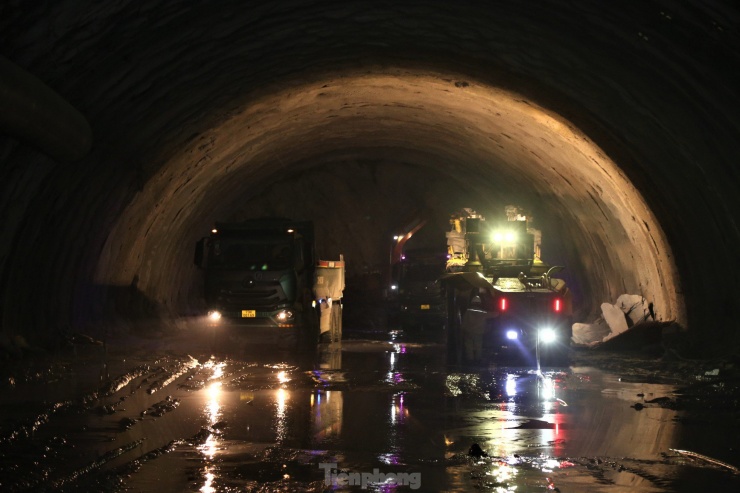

left=97, top=72, right=680, bottom=328
left=1, top=1, right=738, bottom=354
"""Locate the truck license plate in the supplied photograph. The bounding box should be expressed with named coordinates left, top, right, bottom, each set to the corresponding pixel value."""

left=420, top=304, right=430, bottom=310
left=241, top=310, right=256, bottom=318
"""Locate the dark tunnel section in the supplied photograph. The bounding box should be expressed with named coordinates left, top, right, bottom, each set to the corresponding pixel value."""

left=0, top=1, right=738, bottom=357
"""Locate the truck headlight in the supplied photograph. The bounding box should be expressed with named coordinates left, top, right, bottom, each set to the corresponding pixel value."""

left=506, top=330, right=519, bottom=340
left=276, top=309, right=294, bottom=321
left=539, top=328, right=557, bottom=343
left=208, top=310, right=222, bottom=321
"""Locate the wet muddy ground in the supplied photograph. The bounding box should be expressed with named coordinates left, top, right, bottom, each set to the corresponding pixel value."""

left=1, top=321, right=739, bottom=492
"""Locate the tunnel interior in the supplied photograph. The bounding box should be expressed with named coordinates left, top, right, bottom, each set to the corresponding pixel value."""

left=93, top=70, right=681, bottom=329
left=1, top=1, right=739, bottom=356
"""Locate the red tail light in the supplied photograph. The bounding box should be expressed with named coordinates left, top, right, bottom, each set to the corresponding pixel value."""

left=499, top=297, right=508, bottom=311
left=553, top=298, right=562, bottom=313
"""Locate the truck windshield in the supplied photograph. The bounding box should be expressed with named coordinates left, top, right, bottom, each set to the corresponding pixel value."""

left=402, top=263, right=444, bottom=283
left=209, top=239, right=292, bottom=270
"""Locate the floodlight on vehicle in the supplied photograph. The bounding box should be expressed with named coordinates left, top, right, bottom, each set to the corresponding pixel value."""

left=539, top=327, right=557, bottom=343
left=506, top=330, right=519, bottom=340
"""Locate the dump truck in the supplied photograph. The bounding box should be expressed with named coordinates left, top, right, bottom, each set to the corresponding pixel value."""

left=441, top=206, right=573, bottom=366
left=314, top=257, right=346, bottom=343
left=194, top=217, right=319, bottom=345
left=394, top=247, right=448, bottom=329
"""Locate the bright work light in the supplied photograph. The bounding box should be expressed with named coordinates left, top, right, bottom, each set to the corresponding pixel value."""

left=539, top=328, right=557, bottom=343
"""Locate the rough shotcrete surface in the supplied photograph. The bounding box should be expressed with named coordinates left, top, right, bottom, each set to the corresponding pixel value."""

left=0, top=1, right=738, bottom=355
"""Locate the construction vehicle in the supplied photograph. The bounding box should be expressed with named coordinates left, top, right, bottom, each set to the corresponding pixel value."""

left=441, top=206, right=573, bottom=366
left=193, top=217, right=319, bottom=345
left=394, top=247, right=448, bottom=329
left=314, top=257, right=346, bottom=343
left=385, top=209, right=428, bottom=300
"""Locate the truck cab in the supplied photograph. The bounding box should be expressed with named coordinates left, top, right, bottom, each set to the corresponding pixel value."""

left=395, top=248, right=448, bottom=329
left=194, top=218, right=318, bottom=344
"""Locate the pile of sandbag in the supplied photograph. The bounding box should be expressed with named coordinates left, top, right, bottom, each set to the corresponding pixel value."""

left=572, top=294, right=654, bottom=347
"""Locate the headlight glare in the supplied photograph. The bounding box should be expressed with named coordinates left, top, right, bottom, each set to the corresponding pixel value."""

left=539, top=328, right=557, bottom=343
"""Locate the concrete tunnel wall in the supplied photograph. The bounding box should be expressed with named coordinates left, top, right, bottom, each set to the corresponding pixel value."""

left=0, top=1, right=738, bottom=355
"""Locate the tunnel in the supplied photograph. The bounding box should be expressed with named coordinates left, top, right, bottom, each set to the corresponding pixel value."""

left=1, top=1, right=738, bottom=357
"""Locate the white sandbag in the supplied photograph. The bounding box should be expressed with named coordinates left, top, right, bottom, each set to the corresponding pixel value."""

left=615, top=294, right=649, bottom=325
left=572, top=318, right=611, bottom=346
left=601, top=302, right=629, bottom=342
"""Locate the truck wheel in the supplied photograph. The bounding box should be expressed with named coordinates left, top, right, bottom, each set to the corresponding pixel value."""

left=277, top=330, right=299, bottom=349
left=298, top=308, right=320, bottom=348
left=330, top=303, right=342, bottom=342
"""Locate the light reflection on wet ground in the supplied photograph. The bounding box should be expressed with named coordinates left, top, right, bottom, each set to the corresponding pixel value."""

left=1, top=325, right=739, bottom=492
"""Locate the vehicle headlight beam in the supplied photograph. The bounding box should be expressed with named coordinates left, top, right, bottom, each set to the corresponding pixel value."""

left=539, top=327, right=557, bottom=344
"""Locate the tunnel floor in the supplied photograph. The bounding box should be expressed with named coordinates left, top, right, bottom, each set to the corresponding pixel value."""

left=1, top=319, right=739, bottom=492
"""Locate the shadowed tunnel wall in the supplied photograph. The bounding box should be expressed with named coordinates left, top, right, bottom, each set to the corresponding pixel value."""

left=0, top=1, right=738, bottom=355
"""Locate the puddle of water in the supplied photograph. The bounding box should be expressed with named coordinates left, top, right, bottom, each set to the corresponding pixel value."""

left=3, top=330, right=740, bottom=492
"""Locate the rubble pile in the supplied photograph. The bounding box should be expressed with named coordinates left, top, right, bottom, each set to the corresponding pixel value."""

left=572, top=294, right=661, bottom=349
